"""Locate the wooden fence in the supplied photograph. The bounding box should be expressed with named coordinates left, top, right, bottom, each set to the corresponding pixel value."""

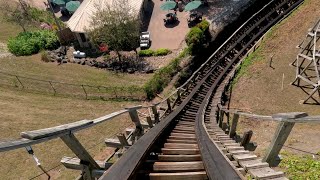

left=0, top=71, right=145, bottom=100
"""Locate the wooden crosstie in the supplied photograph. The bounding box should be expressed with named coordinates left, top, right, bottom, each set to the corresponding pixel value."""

left=291, top=18, right=320, bottom=104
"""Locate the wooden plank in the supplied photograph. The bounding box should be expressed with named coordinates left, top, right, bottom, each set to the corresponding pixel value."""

left=117, top=133, right=129, bottom=147
left=233, top=154, right=257, bottom=161
left=228, top=150, right=250, bottom=155
left=153, top=162, right=204, bottom=171
left=229, top=114, right=239, bottom=138
left=161, top=148, right=199, bottom=155
left=60, top=134, right=100, bottom=169
left=263, top=121, right=295, bottom=166
left=61, top=156, right=112, bottom=170
left=105, top=138, right=122, bottom=148
left=169, top=136, right=196, bottom=141
left=149, top=171, right=207, bottom=180
left=223, top=143, right=240, bottom=147
left=166, top=139, right=197, bottom=144
left=248, top=167, right=284, bottom=179
left=226, top=146, right=244, bottom=152
left=158, top=155, right=201, bottom=161
left=170, top=133, right=196, bottom=138
left=164, top=143, right=198, bottom=149
left=21, top=120, right=93, bottom=140
left=171, top=130, right=195, bottom=134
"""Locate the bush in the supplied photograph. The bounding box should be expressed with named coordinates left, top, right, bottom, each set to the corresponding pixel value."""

left=139, top=48, right=172, bottom=57
left=7, top=30, right=60, bottom=56
left=144, top=48, right=189, bottom=99
left=153, top=48, right=172, bottom=56
left=196, top=19, right=210, bottom=32
left=138, top=49, right=154, bottom=57
left=41, top=51, right=50, bottom=62
left=28, top=7, right=65, bottom=28
left=185, top=27, right=204, bottom=55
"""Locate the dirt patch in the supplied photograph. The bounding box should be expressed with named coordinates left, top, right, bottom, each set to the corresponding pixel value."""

left=229, top=0, right=320, bottom=158
left=0, top=42, right=11, bottom=58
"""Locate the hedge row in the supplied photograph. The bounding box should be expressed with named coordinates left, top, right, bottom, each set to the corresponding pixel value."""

left=138, top=48, right=172, bottom=57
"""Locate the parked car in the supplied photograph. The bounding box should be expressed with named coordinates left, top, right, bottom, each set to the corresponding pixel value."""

left=140, top=31, right=151, bottom=49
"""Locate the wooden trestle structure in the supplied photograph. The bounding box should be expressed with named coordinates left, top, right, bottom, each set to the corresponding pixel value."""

left=292, top=18, right=320, bottom=104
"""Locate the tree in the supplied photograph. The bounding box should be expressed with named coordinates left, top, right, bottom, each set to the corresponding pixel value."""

left=0, top=1, right=31, bottom=32
left=88, top=0, right=140, bottom=60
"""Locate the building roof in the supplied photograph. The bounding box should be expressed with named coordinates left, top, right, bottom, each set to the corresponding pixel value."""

left=67, top=0, right=144, bottom=33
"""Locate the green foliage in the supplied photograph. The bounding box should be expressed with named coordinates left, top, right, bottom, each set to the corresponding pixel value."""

left=196, top=19, right=210, bottom=32
left=138, top=49, right=154, bottom=57
left=138, top=48, right=172, bottom=57
left=280, top=152, right=320, bottom=179
left=185, top=27, right=204, bottom=55
left=144, top=48, right=189, bottom=99
left=28, top=7, right=65, bottom=28
left=7, top=30, right=60, bottom=56
left=88, top=0, right=140, bottom=53
left=40, top=51, right=50, bottom=62
left=153, top=48, right=172, bottom=56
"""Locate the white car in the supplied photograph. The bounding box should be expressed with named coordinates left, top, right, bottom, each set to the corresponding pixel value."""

left=140, top=31, right=151, bottom=49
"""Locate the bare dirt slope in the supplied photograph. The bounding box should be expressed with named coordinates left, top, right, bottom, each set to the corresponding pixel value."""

left=229, top=0, right=320, bottom=157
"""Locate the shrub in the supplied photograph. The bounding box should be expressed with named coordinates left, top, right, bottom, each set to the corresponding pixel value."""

left=144, top=48, right=189, bottom=99
left=153, top=48, right=172, bottom=56
left=196, top=19, right=210, bottom=32
left=41, top=51, right=50, bottom=62
left=28, top=7, right=65, bottom=28
left=185, top=27, right=204, bottom=55
left=138, top=49, right=154, bottom=57
left=7, top=30, right=60, bottom=56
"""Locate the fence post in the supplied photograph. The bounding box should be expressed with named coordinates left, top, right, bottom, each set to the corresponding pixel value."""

left=229, top=113, right=239, bottom=138
left=151, top=105, right=160, bottom=124
left=81, top=85, right=88, bottom=100
left=177, top=89, right=181, bottom=101
left=263, top=112, right=308, bottom=166
left=218, top=109, right=224, bottom=128
left=146, top=116, right=153, bottom=128
left=15, top=76, right=24, bottom=89
left=48, top=81, right=56, bottom=95
left=126, top=106, right=144, bottom=137
left=166, top=98, right=172, bottom=112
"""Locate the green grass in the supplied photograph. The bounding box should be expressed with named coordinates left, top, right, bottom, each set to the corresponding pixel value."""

left=280, top=152, right=320, bottom=179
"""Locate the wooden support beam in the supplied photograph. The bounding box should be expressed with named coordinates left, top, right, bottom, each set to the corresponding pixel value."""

left=218, top=110, right=225, bottom=128
left=240, top=130, right=253, bottom=148
left=146, top=116, right=153, bottom=128
left=60, top=133, right=100, bottom=180
left=263, top=112, right=307, bottom=166
left=152, top=105, right=160, bottom=124
left=117, top=133, right=129, bottom=147
left=126, top=106, right=143, bottom=131
left=167, top=99, right=172, bottom=112
left=105, top=138, right=122, bottom=148
left=229, top=114, right=239, bottom=138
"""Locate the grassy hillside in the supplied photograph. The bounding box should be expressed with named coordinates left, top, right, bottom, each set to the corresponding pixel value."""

left=229, top=0, right=320, bottom=178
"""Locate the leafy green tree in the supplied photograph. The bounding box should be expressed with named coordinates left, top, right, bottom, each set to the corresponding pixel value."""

left=88, top=0, right=140, bottom=60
